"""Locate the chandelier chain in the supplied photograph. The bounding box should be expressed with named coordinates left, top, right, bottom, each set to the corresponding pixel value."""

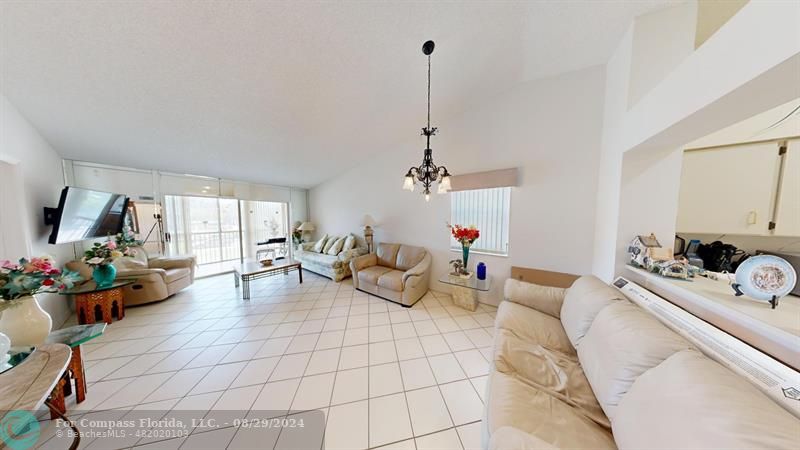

left=427, top=54, right=431, bottom=131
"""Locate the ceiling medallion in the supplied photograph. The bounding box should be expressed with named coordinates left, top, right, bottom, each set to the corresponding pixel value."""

left=402, top=40, right=451, bottom=201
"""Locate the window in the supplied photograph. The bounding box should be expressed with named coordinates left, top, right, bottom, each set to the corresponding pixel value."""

left=450, top=187, right=511, bottom=255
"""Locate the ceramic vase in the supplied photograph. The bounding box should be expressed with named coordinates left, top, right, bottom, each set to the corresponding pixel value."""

left=0, top=295, right=52, bottom=346
left=92, top=264, right=117, bottom=288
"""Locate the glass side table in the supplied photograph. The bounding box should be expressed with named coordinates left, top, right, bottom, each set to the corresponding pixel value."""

left=6, top=323, right=106, bottom=418
left=438, top=273, right=492, bottom=312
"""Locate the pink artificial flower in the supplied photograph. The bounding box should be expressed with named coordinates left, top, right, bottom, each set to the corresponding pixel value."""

left=107, top=241, right=117, bottom=250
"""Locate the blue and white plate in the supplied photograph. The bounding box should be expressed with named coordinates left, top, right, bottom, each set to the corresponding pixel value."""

left=734, top=255, right=797, bottom=301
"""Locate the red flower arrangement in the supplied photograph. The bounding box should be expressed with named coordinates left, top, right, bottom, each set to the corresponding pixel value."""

left=450, top=224, right=480, bottom=247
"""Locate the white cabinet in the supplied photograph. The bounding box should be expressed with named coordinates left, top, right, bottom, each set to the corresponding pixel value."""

left=774, top=139, right=800, bottom=236
left=676, top=140, right=798, bottom=236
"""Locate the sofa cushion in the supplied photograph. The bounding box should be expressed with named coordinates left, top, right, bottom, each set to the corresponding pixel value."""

left=488, top=427, right=559, bottom=450
left=298, top=251, right=340, bottom=267
left=377, top=270, right=404, bottom=291
left=112, top=256, right=147, bottom=271
left=395, top=245, right=426, bottom=271
left=358, top=266, right=393, bottom=285
left=560, top=275, right=623, bottom=347
left=323, top=235, right=340, bottom=253
left=577, top=301, right=693, bottom=420
left=504, top=279, right=566, bottom=319
left=613, top=350, right=800, bottom=450
left=313, top=235, right=328, bottom=253
left=164, top=267, right=191, bottom=284
left=376, top=243, right=401, bottom=269
left=493, top=328, right=609, bottom=429
left=343, top=234, right=356, bottom=251
left=495, top=301, right=574, bottom=356
left=486, top=371, right=617, bottom=450
left=325, top=237, right=345, bottom=255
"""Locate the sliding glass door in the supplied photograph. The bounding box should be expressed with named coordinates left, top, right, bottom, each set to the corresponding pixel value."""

left=163, top=195, right=288, bottom=277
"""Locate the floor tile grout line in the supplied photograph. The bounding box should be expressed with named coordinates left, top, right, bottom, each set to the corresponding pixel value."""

left=60, top=274, right=493, bottom=449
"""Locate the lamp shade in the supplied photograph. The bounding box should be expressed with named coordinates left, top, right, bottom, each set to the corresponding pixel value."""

left=297, top=222, right=315, bottom=231
left=363, top=215, right=377, bottom=227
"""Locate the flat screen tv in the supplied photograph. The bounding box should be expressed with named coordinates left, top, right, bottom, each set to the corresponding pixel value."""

left=46, top=187, right=130, bottom=245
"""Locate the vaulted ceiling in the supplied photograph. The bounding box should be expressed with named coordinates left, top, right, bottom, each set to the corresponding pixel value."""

left=0, top=1, right=678, bottom=188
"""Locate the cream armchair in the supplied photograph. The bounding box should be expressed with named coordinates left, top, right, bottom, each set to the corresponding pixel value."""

left=350, top=243, right=431, bottom=307
left=67, top=247, right=196, bottom=306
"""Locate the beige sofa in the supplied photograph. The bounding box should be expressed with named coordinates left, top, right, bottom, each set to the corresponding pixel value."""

left=350, top=243, right=431, bottom=307
left=295, top=240, right=367, bottom=282
left=485, top=275, right=799, bottom=450
left=67, top=247, right=196, bottom=306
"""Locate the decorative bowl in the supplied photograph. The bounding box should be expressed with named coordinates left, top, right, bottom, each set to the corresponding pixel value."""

left=260, top=259, right=273, bottom=267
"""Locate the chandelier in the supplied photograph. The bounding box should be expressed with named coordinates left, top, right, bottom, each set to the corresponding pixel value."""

left=402, top=40, right=452, bottom=201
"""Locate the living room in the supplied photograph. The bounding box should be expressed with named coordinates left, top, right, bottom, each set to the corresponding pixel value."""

left=1, top=1, right=799, bottom=449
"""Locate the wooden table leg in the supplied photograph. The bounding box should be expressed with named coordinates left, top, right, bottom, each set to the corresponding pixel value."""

left=70, top=346, right=87, bottom=404
left=298, top=266, right=303, bottom=284
left=49, top=378, right=68, bottom=420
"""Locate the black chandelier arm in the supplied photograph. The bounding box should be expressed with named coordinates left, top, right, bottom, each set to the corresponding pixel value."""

left=437, top=166, right=450, bottom=180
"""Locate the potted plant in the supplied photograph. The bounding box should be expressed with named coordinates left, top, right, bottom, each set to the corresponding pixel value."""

left=0, top=257, right=82, bottom=346
left=82, top=237, right=138, bottom=288
left=449, top=224, right=480, bottom=275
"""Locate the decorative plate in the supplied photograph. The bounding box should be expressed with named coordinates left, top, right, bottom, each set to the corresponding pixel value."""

left=734, top=255, right=797, bottom=301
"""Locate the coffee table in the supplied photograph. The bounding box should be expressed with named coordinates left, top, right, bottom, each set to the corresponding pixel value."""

left=438, top=273, right=492, bottom=312
left=233, top=259, right=302, bottom=300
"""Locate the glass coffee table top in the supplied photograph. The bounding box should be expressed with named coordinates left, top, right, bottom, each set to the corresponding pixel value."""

left=60, top=280, right=135, bottom=295
left=438, top=273, right=492, bottom=291
left=46, top=323, right=107, bottom=348
left=234, top=259, right=300, bottom=275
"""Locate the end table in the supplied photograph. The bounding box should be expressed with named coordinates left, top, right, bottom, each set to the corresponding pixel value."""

left=4, top=324, right=106, bottom=420
left=437, top=274, right=492, bottom=312
left=60, top=280, right=134, bottom=325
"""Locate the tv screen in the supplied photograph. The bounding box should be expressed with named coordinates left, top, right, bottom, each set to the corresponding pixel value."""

left=48, top=187, right=129, bottom=244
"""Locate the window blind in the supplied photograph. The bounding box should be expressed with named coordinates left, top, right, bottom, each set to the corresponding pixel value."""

left=450, top=187, right=511, bottom=255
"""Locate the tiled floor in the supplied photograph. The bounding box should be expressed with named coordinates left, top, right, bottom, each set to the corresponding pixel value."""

left=35, top=270, right=496, bottom=449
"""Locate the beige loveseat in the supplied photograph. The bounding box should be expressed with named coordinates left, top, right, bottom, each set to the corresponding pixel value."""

left=350, top=243, right=431, bottom=306
left=67, top=247, right=196, bottom=306
left=485, top=275, right=799, bottom=449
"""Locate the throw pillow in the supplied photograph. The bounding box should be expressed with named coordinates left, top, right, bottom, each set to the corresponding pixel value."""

left=323, top=236, right=339, bottom=254
left=313, top=234, right=329, bottom=253
left=326, top=237, right=346, bottom=255
left=343, top=234, right=356, bottom=251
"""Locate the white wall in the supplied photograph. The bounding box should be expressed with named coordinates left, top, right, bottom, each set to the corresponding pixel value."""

left=628, top=1, right=697, bottom=108
left=0, top=93, right=73, bottom=326
left=309, top=67, right=606, bottom=304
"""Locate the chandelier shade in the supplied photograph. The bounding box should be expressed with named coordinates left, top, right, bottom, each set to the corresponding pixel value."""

left=402, top=40, right=452, bottom=201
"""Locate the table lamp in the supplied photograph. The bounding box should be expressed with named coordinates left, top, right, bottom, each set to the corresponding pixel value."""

left=297, top=222, right=315, bottom=242
left=363, top=215, right=377, bottom=253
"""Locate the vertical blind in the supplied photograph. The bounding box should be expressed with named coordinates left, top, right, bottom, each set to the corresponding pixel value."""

left=450, top=187, right=511, bottom=255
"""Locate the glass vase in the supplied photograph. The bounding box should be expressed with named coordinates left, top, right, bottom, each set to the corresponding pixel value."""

left=92, top=264, right=117, bottom=288
left=462, top=245, right=470, bottom=271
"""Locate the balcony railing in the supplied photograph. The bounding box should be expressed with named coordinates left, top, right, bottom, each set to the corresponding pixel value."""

left=172, top=230, right=241, bottom=265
